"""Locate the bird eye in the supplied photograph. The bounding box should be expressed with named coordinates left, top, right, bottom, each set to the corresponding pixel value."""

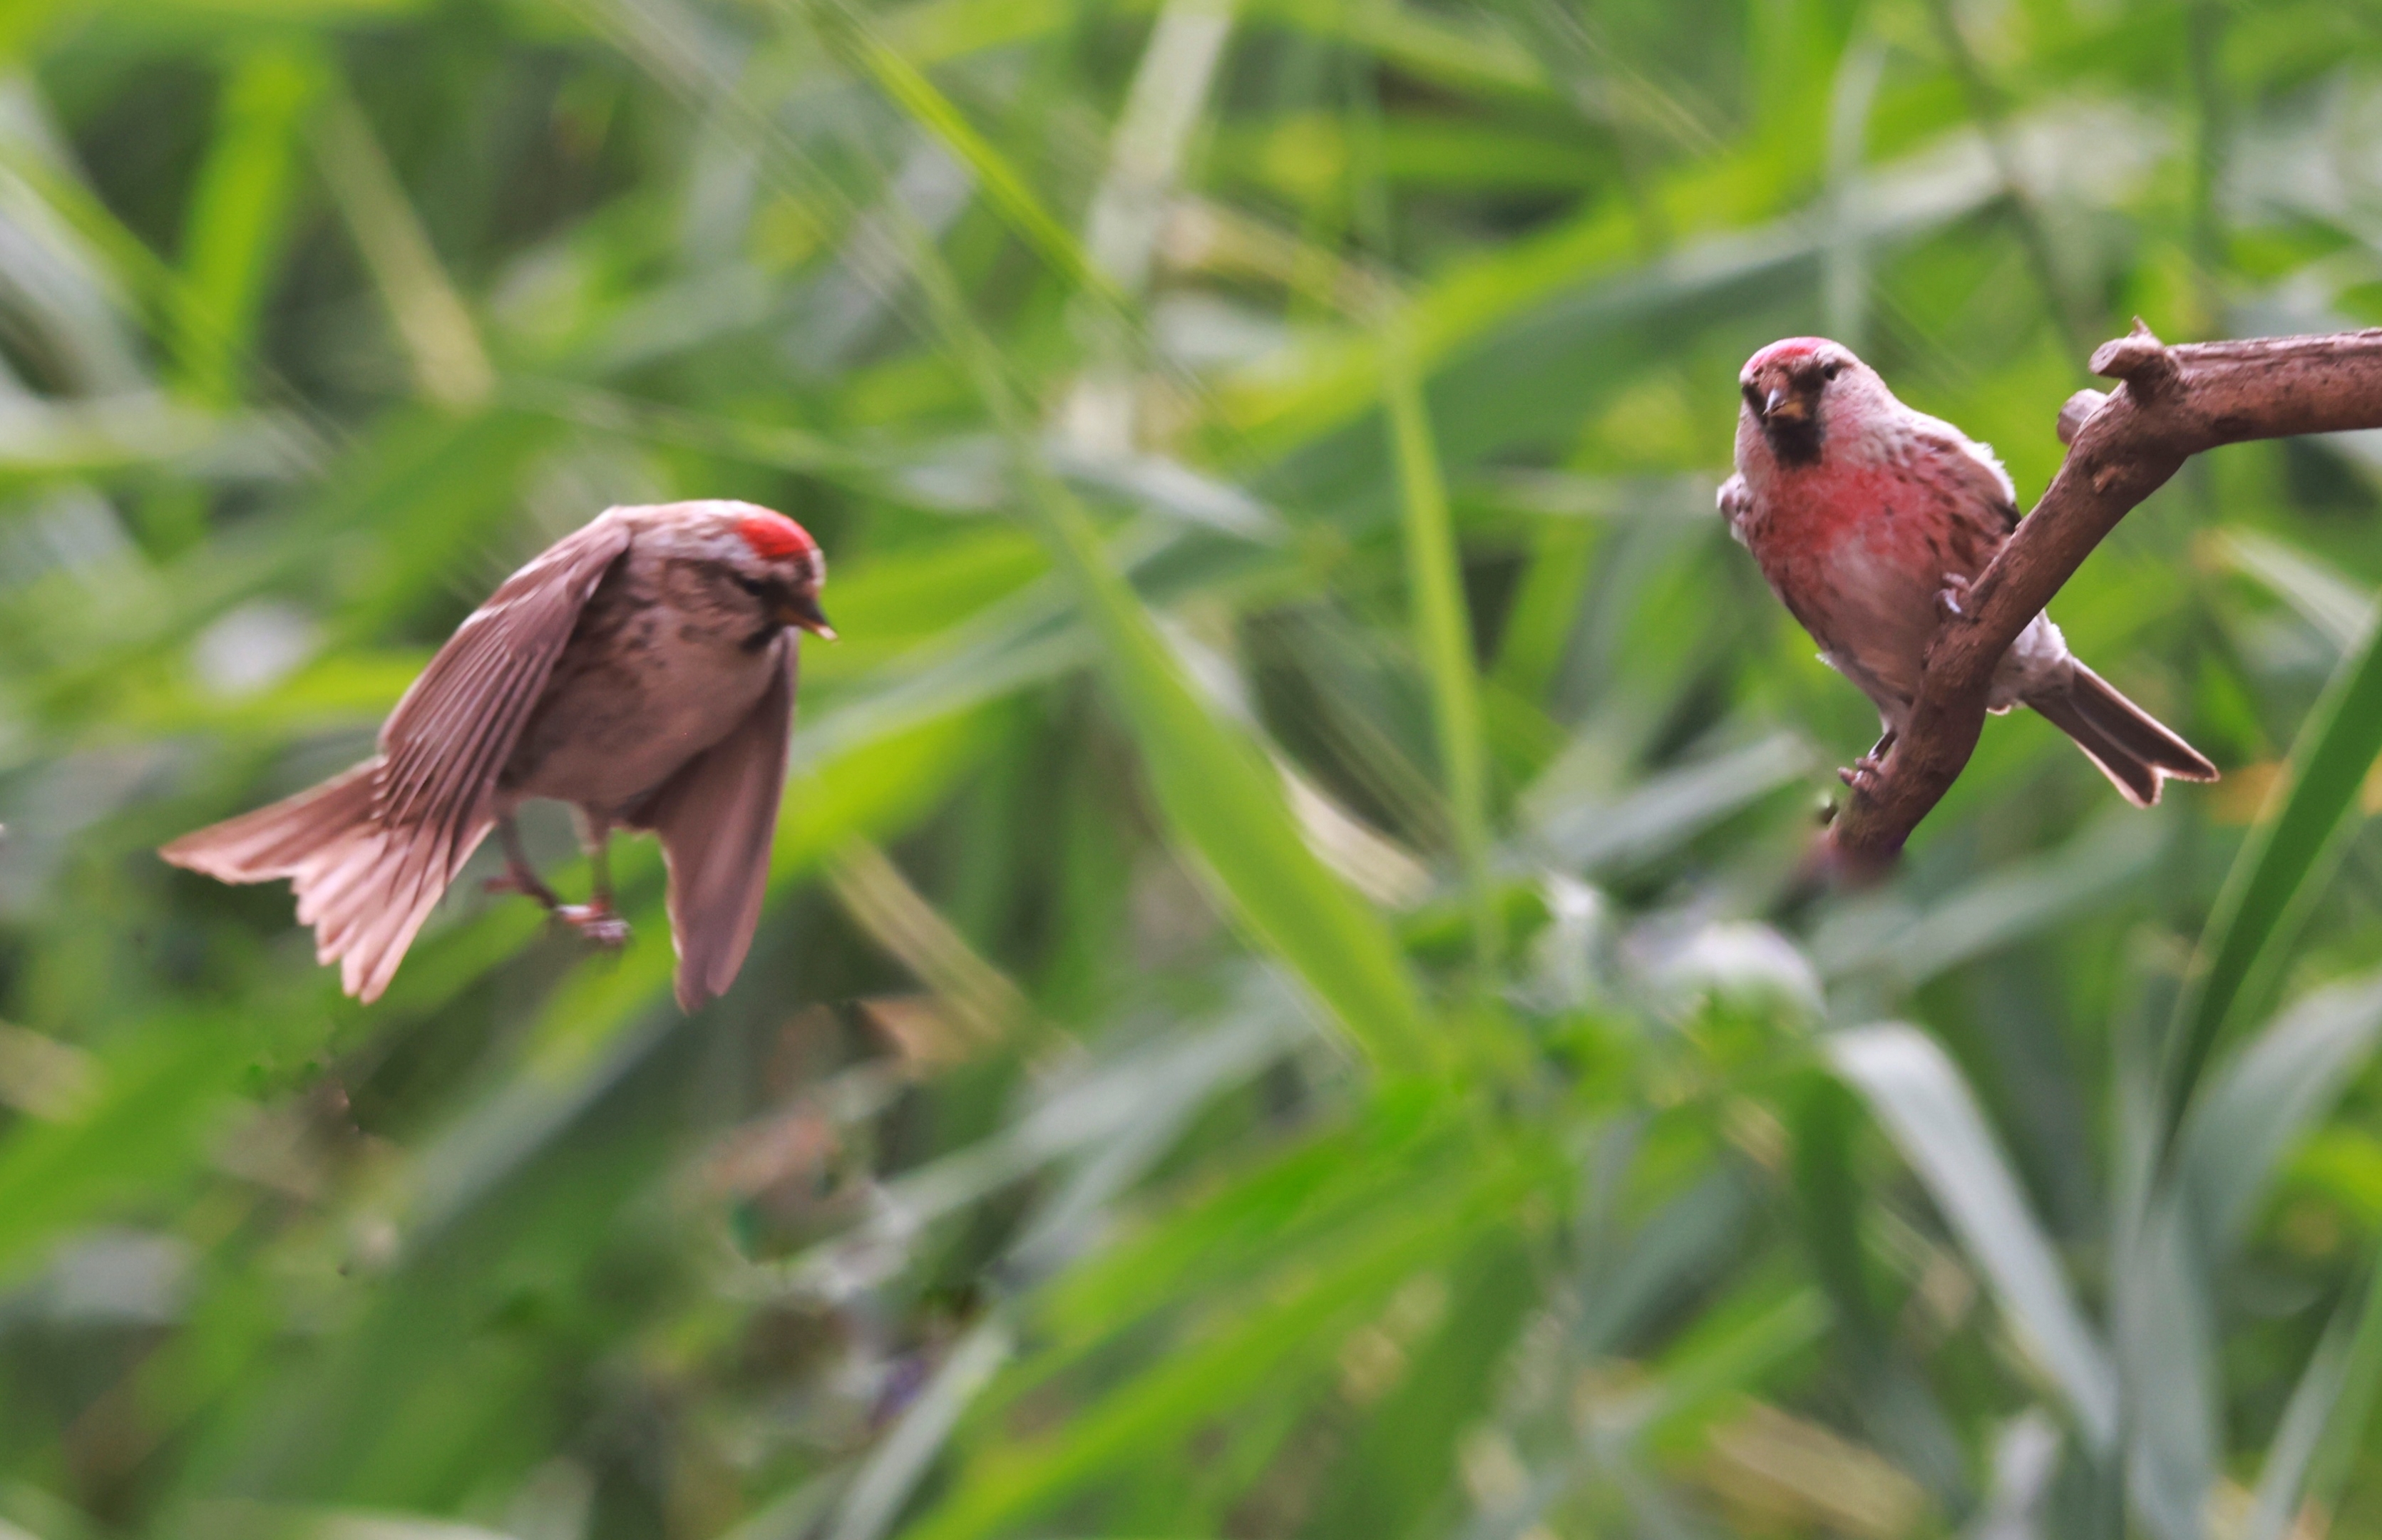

left=731, top=573, right=769, bottom=598
left=1741, top=381, right=1760, bottom=406
left=1822, top=361, right=1844, bottom=381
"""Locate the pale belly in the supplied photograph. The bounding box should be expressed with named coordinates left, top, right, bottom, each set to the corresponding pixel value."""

left=500, top=630, right=781, bottom=818
left=1757, top=523, right=1938, bottom=707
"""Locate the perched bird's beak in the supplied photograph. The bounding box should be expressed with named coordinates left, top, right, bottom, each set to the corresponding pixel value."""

left=779, top=589, right=837, bottom=640
left=1762, top=383, right=1805, bottom=421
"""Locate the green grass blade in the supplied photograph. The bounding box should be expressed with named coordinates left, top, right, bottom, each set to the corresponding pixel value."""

left=2243, top=1258, right=2382, bottom=1540
left=176, top=45, right=326, bottom=406
left=1529, top=732, right=1812, bottom=873
left=1384, top=322, right=1495, bottom=971
left=2179, top=970, right=2382, bottom=1250
left=2207, top=528, right=2374, bottom=654
left=903, top=1150, right=1551, bottom=1540
left=2164, top=608, right=2382, bottom=1159
left=1827, top=1023, right=2117, bottom=1452
left=827, top=1318, right=1015, bottom=1540
left=1813, top=811, right=2164, bottom=989
left=823, top=82, right=1438, bottom=1073
left=817, top=0, right=1122, bottom=311
left=311, top=78, right=493, bottom=407
left=0, top=1018, right=250, bottom=1283
left=1037, top=483, right=1437, bottom=1070
left=2113, top=1194, right=2217, bottom=1540
left=1789, top=1075, right=1970, bottom=1504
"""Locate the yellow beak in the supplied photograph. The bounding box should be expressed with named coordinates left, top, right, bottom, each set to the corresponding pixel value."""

left=778, top=590, right=837, bottom=640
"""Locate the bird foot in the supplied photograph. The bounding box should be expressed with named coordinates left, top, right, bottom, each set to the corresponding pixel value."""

left=556, top=905, right=631, bottom=948
left=1936, top=572, right=1973, bottom=619
left=486, top=858, right=625, bottom=945
left=1837, top=751, right=1889, bottom=797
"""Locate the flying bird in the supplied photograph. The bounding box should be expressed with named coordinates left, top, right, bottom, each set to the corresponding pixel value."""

left=163, top=499, right=834, bottom=1010
left=1719, top=337, right=2216, bottom=806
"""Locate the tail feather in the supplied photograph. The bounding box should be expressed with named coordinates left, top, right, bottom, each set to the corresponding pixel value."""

left=160, top=759, right=490, bottom=1002
left=2026, top=662, right=2219, bottom=808
left=160, top=763, right=381, bottom=881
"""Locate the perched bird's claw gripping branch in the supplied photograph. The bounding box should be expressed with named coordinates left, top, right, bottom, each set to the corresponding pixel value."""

left=1821, top=321, right=2382, bottom=881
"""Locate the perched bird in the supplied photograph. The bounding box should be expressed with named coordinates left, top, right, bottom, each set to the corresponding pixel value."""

left=163, top=500, right=834, bottom=1010
left=1719, top=337, right=2216, bottom=806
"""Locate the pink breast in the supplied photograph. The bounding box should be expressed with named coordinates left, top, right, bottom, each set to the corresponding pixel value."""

left=1747, top=463, right=1938, bottom=634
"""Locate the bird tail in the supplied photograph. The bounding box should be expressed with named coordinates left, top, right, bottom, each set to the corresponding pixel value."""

left=2025, top=662, right=2219, bottom=808
left=160, top=760, right=486, bottom=1002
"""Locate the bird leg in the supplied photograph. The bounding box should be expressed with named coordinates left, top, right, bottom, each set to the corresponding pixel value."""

left=1837, top=729, right=1896, bottom=796
left=565, top=836, right=630, bottom=948
left=487, top=816, right=631, bottom=949
left=488, top=816, right=564, bottom=907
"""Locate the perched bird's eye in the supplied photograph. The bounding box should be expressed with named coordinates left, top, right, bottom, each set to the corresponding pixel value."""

left=1822, top=361, right=1844, bottom=381
left=1742, top=381, right=1761, bottom=408
left=731, top=573, right=770, bottom=599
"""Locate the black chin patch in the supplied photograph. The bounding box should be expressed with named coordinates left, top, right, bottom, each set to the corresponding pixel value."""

left=1762, top=413, right=1824, bottom=467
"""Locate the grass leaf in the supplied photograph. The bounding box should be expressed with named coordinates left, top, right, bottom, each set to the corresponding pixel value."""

left=1828, top=1023, right=2118, bottom=1451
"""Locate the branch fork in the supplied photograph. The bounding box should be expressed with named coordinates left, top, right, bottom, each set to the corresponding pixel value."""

left=1820, top=320, right=2382, bottom=879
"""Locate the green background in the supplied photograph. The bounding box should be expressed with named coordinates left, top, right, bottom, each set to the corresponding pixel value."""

left=1, top=0, right=2381, bottom=1536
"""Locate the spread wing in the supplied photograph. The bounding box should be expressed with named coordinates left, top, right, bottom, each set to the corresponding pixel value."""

left=163, top=510, right=637, bottom=1002
left=376, top=510, right=635, bottom=859
left=342, top=510, right=634, bottom=997
left=625, top=632, right=796, bottom=1011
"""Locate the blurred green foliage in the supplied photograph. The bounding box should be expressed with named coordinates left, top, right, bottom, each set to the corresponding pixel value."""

left=4, top=0, right=2382, bottom=1536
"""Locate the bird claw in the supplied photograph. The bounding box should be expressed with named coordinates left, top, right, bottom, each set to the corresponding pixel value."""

left=488, top=859, right=627, bottom=946
left=1936, top=572, right=1972, bottom=619
left=556, top=905, right=631, bottom=949
left=1837, top=751, right=1889, bottom=797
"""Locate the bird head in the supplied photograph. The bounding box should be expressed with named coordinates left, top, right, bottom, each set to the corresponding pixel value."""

left=1737, top=337, right=1884, bottom=469
left=659, top=500, right=835, bottom=639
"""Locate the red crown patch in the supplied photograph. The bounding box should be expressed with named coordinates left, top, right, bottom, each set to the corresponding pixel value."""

left=736, top=512, right=815, bottom=562
left=1747, top=337, right=1834, bottom=369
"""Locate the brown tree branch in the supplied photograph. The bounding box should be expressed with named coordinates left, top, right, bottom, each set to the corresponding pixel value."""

left=1822, top=322, right=2382, bottom=878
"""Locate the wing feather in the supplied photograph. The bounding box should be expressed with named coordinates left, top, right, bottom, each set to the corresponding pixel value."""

left=160, top=510, right=636, bottom=1002
left=376, top=511, right=635, bottom=873
left=1909, top=419, right=2022, bottom=538
left=1718, top=473, right=1755, bottom=544
left=625, top=634, right=797, bottom=1011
